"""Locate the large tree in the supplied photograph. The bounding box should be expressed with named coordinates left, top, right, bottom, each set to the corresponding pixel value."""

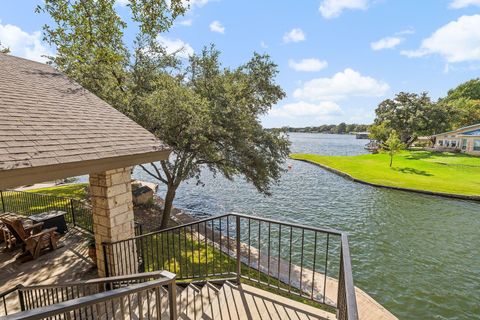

left=39, top=0, right=290, bottom=228
left=373, top=92, right=451, bottom=146
left=439, top=79, right=480, bottom=128
left=132, top=46, right=290, bottom=228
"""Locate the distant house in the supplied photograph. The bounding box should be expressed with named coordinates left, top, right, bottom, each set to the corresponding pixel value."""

left=432, top=123, right=480, bottom=156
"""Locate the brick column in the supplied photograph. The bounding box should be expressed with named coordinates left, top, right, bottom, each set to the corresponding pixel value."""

left=90, top=167, right=137, bottom=277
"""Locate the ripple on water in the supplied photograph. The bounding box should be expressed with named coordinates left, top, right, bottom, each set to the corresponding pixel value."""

left=134, top=133, right=480, bottom=319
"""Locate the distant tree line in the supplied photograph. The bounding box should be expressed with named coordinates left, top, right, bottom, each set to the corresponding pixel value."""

left=283, top=123, right=370, bottom=134
left=370, top=79, right=480, bottom=147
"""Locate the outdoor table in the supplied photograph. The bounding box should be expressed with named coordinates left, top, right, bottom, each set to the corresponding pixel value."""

left=29, top=210, right=68, bottom=234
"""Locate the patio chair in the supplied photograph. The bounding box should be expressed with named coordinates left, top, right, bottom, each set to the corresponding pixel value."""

left=0, top=217, right=59, bottom=259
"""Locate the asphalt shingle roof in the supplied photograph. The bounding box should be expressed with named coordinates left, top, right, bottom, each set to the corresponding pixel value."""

left=0, top=54, right=169, bottom=171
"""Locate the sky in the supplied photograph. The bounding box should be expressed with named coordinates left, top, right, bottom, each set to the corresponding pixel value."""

left=1, top=0, right=480, bottom=128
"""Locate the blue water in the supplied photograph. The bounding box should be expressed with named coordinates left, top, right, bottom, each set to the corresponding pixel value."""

left=134, top=133, right=480, bottom=319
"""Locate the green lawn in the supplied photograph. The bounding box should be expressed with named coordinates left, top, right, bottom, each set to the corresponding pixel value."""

left=290, top=151, right=480, bottom=197
left=25, top=183, right=89, bottom=200
left=1, top=183, right=92, bottom=231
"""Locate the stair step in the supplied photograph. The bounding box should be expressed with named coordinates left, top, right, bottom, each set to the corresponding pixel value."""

left=177, top=284, right=202, bottom=316
left=179, top=283, right=220, bottom=319
left=209, top=281, right=248, bottom=320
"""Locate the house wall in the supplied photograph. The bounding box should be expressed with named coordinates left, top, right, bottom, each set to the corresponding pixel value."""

left=464, top=137, right=480, bottom=156
left=434, top=135, right=480, bottom=156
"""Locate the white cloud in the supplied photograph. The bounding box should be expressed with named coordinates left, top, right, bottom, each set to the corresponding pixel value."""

left=319, top=0, right=369, bottom=19
left=371, top=36, right=403, bottom=50
left=401, top=15, right=480, bottom=63
left=115, top=0, right=129, bottom=6
left=156, top=35, right=194, bottom=59
left=293, top=68, right=389, bottom=101
left=179, top=19, right=193, bottom=26
left=260, top=41, right=268, bottom=49
left=289, top=58, right=328, bottom=72
left=283, top=28, right=305, bottom=43
left=209, top=20, right=225, bottom=34
left=396, top=28, right=415, bottom=35
left=0, top=21, right=53, bottom=63
left=269, top=101, right=343, bottom=118
left=449, top=0, right=480, bottom=8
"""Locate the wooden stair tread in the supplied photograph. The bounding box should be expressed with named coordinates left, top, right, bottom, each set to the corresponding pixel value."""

left=179, top=283, right=220, bottom=319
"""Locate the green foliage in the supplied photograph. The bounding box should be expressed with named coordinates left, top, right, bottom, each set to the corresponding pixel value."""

left=374, top=80, right=480, bottom=144
left=290, top=151, right=480, bottom=197
left=383, top=131, right=404, bottom=167
left=0, top=41, right=10, bottom=54
left=336, top=122, right=347, bottom=134
left=444, top=78, right=480, bottom=101
left=136, top=46, right=290, bottom=227
left=27, top=183, right=89, bottom=199
left=39, top=2, right=290, bottom=229
left=374, top=92, right=451, bottom=146
left=36, top=0, right=188, bottom=115
left=285, top=123, right=369, bottom=134
left=440, top=79, right=480, bottom=128
left=369, top=122, right=391, bottom=142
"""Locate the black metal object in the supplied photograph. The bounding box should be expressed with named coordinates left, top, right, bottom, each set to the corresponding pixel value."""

left=0, top=189, right=94, bottom=234
left=102, top=212, right=358, bottom=320
left=29, top=211, right=68, bottom=234
left=0, top=189, right=145, bottom=238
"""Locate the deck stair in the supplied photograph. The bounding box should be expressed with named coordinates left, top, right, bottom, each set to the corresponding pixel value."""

left=173, top=280, right=335, bottom=320
left=0, top=278, right=336, bottom=320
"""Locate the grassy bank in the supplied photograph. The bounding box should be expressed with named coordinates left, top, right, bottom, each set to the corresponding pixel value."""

left=290, top=151, right=480, bottom=197
left=24, top=183, right=89, bottom=199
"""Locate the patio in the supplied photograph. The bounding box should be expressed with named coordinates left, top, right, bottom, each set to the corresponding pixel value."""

left=0, top=228, right=96, bottom=314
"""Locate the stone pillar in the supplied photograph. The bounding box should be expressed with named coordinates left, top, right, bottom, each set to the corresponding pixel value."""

left=89, top=167, right=137, bottom=277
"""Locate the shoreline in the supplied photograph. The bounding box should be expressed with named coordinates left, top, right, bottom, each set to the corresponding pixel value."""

left=292, top=158, right=480, bottom=202
left=171, top=209, right=397, bottom=320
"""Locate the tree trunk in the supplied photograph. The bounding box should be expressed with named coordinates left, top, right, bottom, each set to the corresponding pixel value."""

left=390, top=154, right=393, bottom=167
left=161, top=184, right=176, bottom=229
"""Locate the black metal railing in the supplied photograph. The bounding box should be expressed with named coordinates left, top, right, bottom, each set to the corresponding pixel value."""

left=0, top=271, right=177, bottom=319
left=0, top=190, right=94, bottom=233
left=103, top=213, right=359, bottom=320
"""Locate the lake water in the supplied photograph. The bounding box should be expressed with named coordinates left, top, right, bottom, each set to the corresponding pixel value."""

left=134, top=133, right=480, bottom=319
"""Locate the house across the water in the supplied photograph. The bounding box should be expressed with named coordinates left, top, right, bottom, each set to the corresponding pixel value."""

left=432, top=123, right=480, bottom=156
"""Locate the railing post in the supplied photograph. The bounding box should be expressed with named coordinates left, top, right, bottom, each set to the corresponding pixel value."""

left=168, top=281, right=177, bottom=320
left=337, top=249, right=346, bottom=320
left=17, top=286, right=25, bottom=311
left=102, top=242, right=110, bottom=279
left=70, top=199, right=76, bottom=227
left=236, top=215, right=241, bottom=283
left=0, top=191, right=5, bottom=213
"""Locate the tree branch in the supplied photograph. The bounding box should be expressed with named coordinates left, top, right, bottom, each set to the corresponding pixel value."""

left=139, top=164, right=168, bottom=184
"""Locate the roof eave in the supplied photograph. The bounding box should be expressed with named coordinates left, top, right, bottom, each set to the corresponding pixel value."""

left=0, top=149, right=171, bottom=190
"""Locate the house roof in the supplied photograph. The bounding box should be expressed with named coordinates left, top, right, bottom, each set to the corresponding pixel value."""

left=459, top=129, right=480, bottom=137
left=0, top=54, right=170, bottom=188
left=432, top=123, right=480, bottom=137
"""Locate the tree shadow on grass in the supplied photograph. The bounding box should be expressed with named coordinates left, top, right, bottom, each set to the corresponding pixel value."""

left=391, top=167, right=433, bottom=176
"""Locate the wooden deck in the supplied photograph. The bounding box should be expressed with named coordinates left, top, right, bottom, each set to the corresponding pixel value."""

left=0, top=228, right=97, bottom=314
